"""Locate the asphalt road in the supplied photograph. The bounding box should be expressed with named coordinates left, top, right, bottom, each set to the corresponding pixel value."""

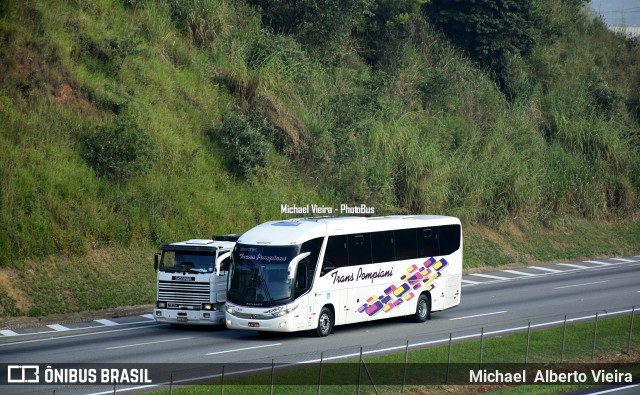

left=1, top=255, right=639, bottom=394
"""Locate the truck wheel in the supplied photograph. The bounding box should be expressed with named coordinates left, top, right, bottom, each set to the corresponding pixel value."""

left=412, top=294, right=431, bottom=323
left=315, top=307, right=333, bottom=337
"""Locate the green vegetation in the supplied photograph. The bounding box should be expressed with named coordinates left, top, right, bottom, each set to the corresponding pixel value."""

left=0, top=0, right=639, bottom=317
left=147, top=312, right=639, bottom=394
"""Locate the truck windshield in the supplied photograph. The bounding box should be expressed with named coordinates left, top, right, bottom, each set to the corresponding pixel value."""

left=160, top=251, right=215, bottom=274
left=227, top=244, right=299, bottom=307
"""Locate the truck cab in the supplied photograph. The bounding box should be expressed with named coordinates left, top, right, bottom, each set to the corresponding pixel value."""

left=153, top=235, right=239, bottom=326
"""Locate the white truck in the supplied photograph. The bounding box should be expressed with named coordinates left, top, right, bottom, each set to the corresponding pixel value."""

left=153, top=235, right=239, bottom=326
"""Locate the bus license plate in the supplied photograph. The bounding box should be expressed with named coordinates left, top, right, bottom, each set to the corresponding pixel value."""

left=248, top=322, right=259, bottom=327
left=177, top=317, right=188, bottom=322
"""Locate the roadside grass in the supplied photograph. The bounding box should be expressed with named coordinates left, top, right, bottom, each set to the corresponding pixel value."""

left=146, top=312, right=640, bottom=395
left=463, top=219, right=640, bottom=269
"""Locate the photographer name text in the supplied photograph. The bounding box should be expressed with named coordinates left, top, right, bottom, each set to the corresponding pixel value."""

left=281, top=204, right=375, bottom=215
left=469, top=369, right=632, bottom=384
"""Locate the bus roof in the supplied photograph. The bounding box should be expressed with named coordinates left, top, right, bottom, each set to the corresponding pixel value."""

left=236, top=215, right=461, bottom=246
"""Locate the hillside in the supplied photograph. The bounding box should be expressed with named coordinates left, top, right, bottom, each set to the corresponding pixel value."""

left=1, top=0, right=640, bottom=318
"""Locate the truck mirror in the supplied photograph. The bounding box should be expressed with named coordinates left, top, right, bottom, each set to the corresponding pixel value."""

left=154, top=253, right=160, bottom=272
left=287, top=252, right=311, bottom=280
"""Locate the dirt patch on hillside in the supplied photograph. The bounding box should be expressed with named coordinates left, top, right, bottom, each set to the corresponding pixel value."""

left=0, top=269, right=31, bottom=312
left=475, top=225, right=518, bottom=259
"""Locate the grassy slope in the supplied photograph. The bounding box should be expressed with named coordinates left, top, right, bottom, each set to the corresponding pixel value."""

left=0, top=0, right=639, bottom=318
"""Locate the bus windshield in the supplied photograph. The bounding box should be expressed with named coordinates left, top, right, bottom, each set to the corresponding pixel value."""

left=160, top=251, right=216, bottom=274
left=228, top=244, right=300, bottom=307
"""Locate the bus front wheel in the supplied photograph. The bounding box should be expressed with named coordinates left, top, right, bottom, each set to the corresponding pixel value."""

left=412, top=294, right=431, bottom=323
left=315, top=307, right=334, bottom=337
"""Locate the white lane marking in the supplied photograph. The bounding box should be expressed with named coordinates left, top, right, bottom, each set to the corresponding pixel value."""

left=0, top=318, right=157, bottom=339
left=586, top=384, right=640, bottom=394
left=554, top=280, right=609, bottom=290
left=47, top=324, right=70, bottom=331
left=468, top=273, right=512, bottom=281
left=141, top=314, right=155, bottom=320
left=527, top=266, right=563, bottom=273
left=450, top=311, right=507, bottom=321
left=461, top=279, right=482, bottom=284
left=584, top=260, right=612, bottom=266
left=501, top=269, right=537, bottom=276
left=557, top=263, right=590, bottom=269
left=0, top=330, right=18, bottom=336
left=206, top=343, right=281, bottom=356
left=94, top=319, right=119, bottom=326
left=610, top=258, right=635, bottom=263
left=105, top=337, right=192, bottom=350
left=0, top=322, right=161, bottom=347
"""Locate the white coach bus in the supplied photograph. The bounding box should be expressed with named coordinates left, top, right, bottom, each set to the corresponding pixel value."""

left=225, top=215, right=462, bottom=336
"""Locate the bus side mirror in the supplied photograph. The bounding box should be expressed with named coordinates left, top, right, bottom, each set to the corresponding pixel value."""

left=287, top=252, right=311, bottom=280
left=154, top=253, right=160, bottom=272
left=215, top=252, right=231, bottom=276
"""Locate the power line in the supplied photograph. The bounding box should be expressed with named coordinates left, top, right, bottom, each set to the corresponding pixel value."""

left=600, top=7, right=640, bottom=14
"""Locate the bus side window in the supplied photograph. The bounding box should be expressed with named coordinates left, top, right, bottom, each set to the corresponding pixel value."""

left=394, top=228, right=417, bottom=260
left=371, top=231, right=394, bottom=263
left=321, top=235, right=348, bottom=276
left=438, top=224, right=461, bottom=255
left=348, top=233, right=372, bottom=266
left=295, top=260, right=310, bottom=297
left=418, top=227, right=440, bottom=258
left=301, top=237, right=324, bottom=278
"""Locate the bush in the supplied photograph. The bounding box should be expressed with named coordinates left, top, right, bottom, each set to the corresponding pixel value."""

left=353, top=0, right=423, bottom=69
left=0, top=289, right=21, bottom=317
left=248, top=0, right=369, bottom=58
left=424, top=0, right=541, bottom=99
left=79, top=114, right=154, bottom=181
left=210, top=113, right=272, bottom=178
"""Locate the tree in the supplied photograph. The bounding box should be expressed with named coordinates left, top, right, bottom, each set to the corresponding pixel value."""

left=355, top=0, right=427, bottom=69
left=423, top=0, right=541, bottom=98
left=247, top=0, right=371, bottom=56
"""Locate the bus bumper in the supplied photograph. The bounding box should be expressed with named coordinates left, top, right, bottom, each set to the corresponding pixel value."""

left=225, top=314, right=300, bottom=332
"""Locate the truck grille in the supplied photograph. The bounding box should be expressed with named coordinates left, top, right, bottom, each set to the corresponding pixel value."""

left=158, top=280, right=210, bottom=307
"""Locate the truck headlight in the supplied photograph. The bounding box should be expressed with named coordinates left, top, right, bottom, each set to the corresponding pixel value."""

left=157, top=301, right=166, bottom=308
left=202, top=303, right=213, bottom=310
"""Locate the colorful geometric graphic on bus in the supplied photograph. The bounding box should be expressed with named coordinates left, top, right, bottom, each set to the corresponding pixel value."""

left=358, top=257, right=448, bottom=317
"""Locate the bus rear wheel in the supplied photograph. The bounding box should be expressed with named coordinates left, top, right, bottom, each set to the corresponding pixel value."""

left=412, top=294, right=431, bottom=323
left=315, top=307, right=333, bottom=337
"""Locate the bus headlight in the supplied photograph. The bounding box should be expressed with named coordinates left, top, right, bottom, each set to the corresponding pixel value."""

left=273, top=309, right=288, bottom=317
left=268, top=303, right=298, bottom=317
left=226, top=306, right=234, bottom=314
